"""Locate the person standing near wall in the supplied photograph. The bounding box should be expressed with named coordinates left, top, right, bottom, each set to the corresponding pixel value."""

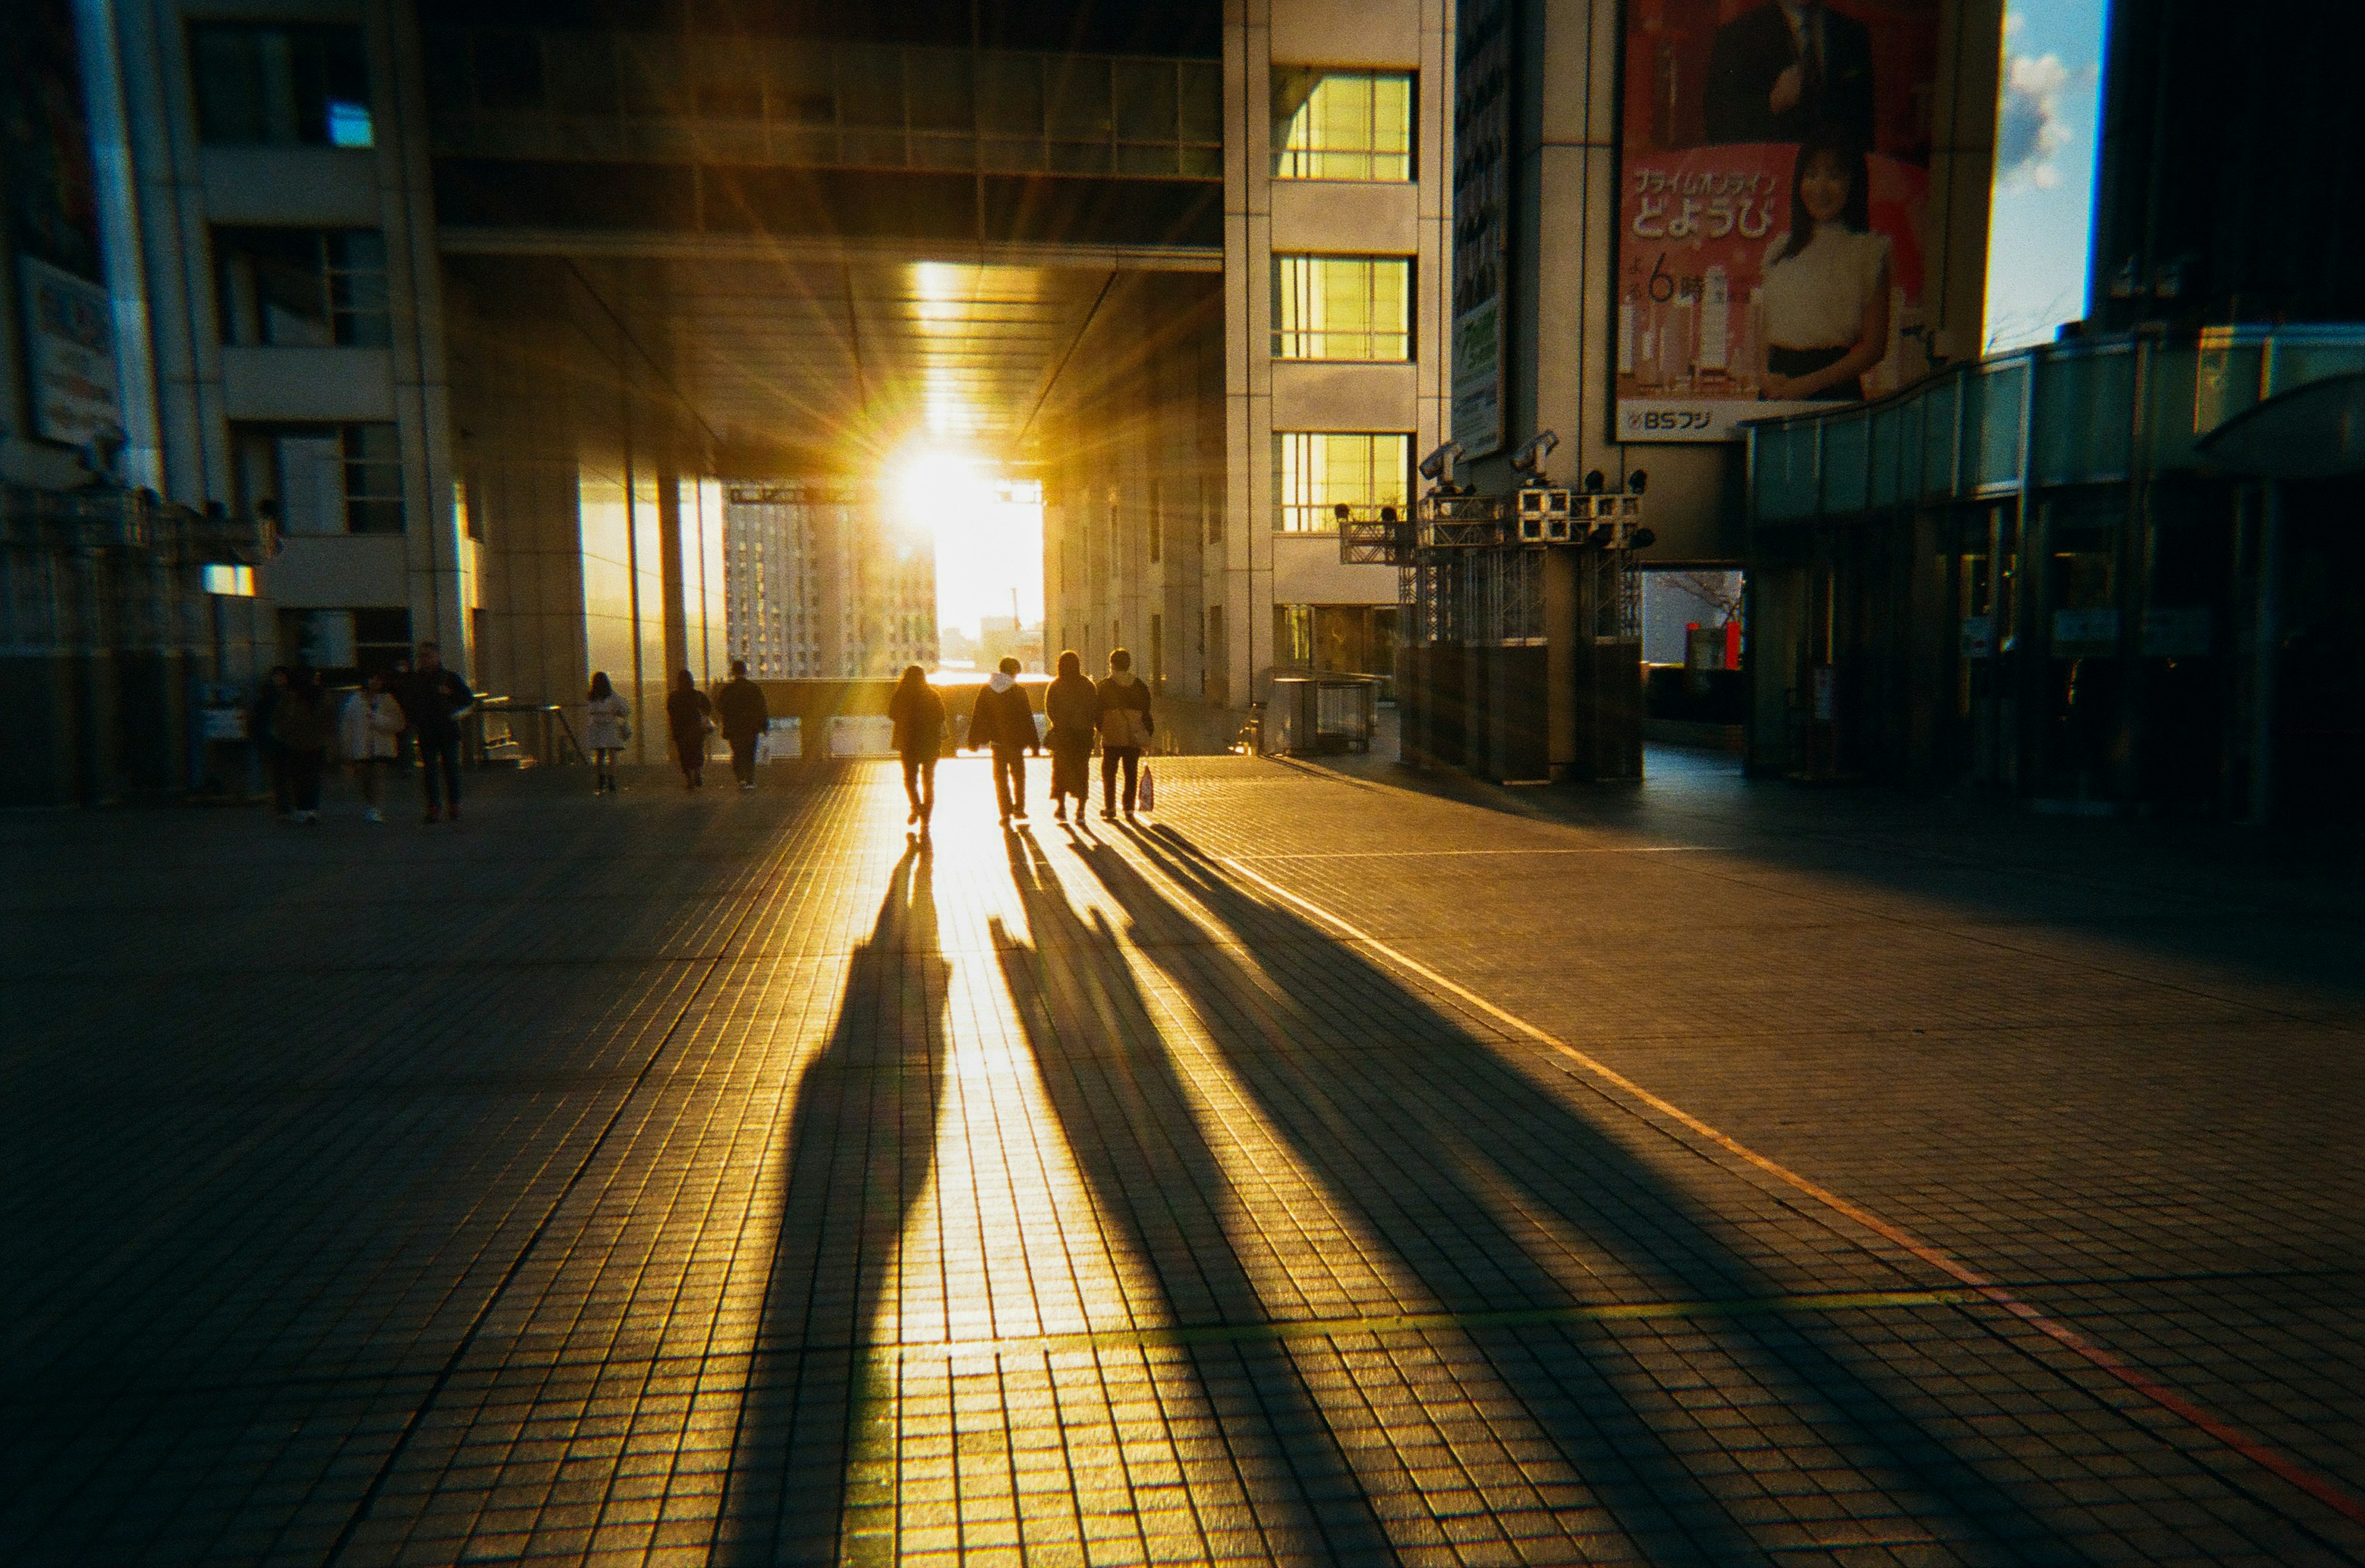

left=272, top=668, right=333, bottom=825
left=399, top=642, right=475, bottom=824
left=1094, top=648, right=1154, bottom=820
left=889, top=663, right=945, bottom=838
left=338, top=671, right=405, bottom=823
left=1043, top=649, right=1100, bottom=823
left=714, top=660, right=770, bottom=793
left=968, top=657, right=1041, bottom=826
left=254, top=665, right=293, bottom=818
left=666, top=669, right=713, bottom=790
left=584, top=671, right=629, bottom=795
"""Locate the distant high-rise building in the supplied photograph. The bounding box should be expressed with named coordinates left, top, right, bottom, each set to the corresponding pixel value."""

left=724, top=485, right=937, bottom=679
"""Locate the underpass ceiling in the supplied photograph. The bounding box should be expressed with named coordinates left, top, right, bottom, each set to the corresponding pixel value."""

left=617, top=257, right=1118, bottom=474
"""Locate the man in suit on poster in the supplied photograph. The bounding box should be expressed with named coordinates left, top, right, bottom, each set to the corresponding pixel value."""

left=1704, top=0, right=1875, bottom=148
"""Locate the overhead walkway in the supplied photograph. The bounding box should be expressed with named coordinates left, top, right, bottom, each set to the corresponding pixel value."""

left=5, top=759, right=2363, bottom=1564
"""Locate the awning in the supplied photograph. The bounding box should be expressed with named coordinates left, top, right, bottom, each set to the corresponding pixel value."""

left=2197, top=370, right=2365, bottom=479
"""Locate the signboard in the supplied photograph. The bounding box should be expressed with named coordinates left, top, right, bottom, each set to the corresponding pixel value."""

left=19, top=256, right=115, bottom=445
left=1614, top=0, right=1941, bottom=442
left=1450, top=0, right=1512, bottom=457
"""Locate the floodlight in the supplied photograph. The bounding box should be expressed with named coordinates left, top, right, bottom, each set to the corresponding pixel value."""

left=1627, top=468, right=1649, bottom=494
left=1583, top=469, right=1604, bottom=493
left=1418, top=440, right=1464, bottom=483
left=1631, top=527, right=1657, bottom=549
left=1333, top=502, right=1352, bottom=521
left=1508, top=429, right=1559, bottom=476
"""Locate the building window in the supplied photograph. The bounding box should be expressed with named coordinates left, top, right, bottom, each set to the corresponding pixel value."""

left=214, top=230, right=390, bottom=348
left=1271, top=70, right=1413, bottom=182
left=278, top=605, right=411, bottom=681
left=190, top=23, right=373, bottom=148
left=235, top=422, right=405, bottom=535
left=1272, top=432, right=1410, bottom=533
left=1272, top=256, right=1412, bottom=361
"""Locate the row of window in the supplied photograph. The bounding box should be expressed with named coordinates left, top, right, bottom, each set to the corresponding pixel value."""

left=235, top=424, right=405, bottom=536
left=185, top=22, right=1418, bottom=194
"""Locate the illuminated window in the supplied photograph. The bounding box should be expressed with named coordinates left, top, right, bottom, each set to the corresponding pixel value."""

left=1272, top=256, right=1411, bottom=361
left=1271, top=70, right=1413, bottom=182
left=1272, top=432, right=1410, bottom=532
left=190, top=23, right=372, bottom=147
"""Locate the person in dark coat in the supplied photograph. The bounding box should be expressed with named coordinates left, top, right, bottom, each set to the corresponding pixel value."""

left=271, top=666, right=333, bottom=824
left=397, top=641, right=475, bottom=823
left=713, top=660, right=770, bottom=792
left=1094, top=647, right=1154, bottom=820
left=254, top=665, right=293, bottom=817
left=1043, top=649, right=1101, bottom=823
left=1703, top=0, right=1875, bottom=150
left=968, top=657, right=1041, bottom=825
left=887, top=663, right=946, bottom=836
left=665, top=669, right=713, bottom=790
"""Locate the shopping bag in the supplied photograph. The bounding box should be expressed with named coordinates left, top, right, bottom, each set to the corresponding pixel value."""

left=1137, top=763, right=1155, bottom=812
left=752, top=730, right=769, bottom=766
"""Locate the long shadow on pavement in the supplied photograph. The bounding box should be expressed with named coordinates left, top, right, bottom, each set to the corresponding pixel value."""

left=1081, top=823, right=2089, bottom=1565
left=711, top=844, right=947, bottom=1567
left=992, top=829, right=1395, bottom=1563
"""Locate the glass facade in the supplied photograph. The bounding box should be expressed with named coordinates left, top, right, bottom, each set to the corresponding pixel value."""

left=1270, top=70, right=1413, bottom=182
left=213, top=230, right=391, bottom=349
left=1271, top=255, right=1410, bottom=361
left=1272, top=432, right=1410, bottom=532
left=189, top=23, right=373, bottom=147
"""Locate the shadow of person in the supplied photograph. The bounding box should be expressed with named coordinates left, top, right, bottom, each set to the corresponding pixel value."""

left=988, top=835, right=1393, bottom=1563
left=1080, top=824, right=2071, bottom=1564
left=711, top=845, right=949, bottom=1566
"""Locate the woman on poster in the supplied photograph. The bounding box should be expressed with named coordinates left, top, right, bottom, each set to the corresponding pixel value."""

left=1758, top=131, right=1891, bottom=403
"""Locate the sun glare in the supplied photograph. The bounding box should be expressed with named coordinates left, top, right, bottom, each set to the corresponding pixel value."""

left=897, top=446, right=1043, bottom=651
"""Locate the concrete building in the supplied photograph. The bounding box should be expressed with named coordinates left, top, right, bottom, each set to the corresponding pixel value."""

left=722, top=482, right=934, bottom=681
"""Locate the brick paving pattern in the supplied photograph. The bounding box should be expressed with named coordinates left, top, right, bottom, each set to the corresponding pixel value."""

left=5, top=752, right=2361, bottom=1566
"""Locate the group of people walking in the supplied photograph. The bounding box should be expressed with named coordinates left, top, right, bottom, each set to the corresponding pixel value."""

left=254, top=641, right=475, bottom=824
left=584, top=660, right=772, bottom=795
left=889, top=647, right=1155, bottom=838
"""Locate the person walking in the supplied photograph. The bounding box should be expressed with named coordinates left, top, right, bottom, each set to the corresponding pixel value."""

left=665, top=669, right=713, bottom=790
left=338, top=671, right=405, bottom=822
left=584, top=671, right=630, bottom=794
left=968, top=657, right=1041, bottom=825
left=714, top=660, right=770, bottom=791
left=398, top=641, right=475, bottom=823
left=1094, top=647, right=1154, bottom=820
left=272, top=667, right=333, bottom=824
left=254, top=665, right=293, bottom=818
left=1043, top=649, right=1101, bottom=823
left=888, top=663, right=945, bottom=837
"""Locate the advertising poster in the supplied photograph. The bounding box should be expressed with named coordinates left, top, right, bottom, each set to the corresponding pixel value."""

left=1615, top=0, right=1940, bottom=442
left=20, top=256, right=115, bottom=445
left=1450, top=0, right=1512, bottom=457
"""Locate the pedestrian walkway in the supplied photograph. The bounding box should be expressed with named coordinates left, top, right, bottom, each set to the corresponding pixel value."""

left=4, top=755, right=2362, bottom=1566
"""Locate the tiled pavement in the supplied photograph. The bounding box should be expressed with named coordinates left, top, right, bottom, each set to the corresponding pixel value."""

left=4, top=752, right=2362, bottom=1566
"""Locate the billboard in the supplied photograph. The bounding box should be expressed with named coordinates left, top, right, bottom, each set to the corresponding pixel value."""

left=1615, top=0, right=1941, bottom=442
left=1450, top=0, right=1513, bottom=458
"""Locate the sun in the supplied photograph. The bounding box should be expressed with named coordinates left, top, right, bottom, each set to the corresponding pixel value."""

left=894, top=446, right=1043, bottom=646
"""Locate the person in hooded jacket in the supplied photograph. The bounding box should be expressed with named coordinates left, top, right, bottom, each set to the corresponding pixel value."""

left=1094, top=647, right=1154, bottom=820
left=273, top=666, right=334, bottom=823
left=1043, top=649, right=1100, bottom=823
left=338, top=670, right=406, bottom=822
left=968, top=657, right=1041, bottom=824
left=888, top=663, right=946, bottom=835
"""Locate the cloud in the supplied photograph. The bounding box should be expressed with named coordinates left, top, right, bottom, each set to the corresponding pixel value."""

left=1995, top=52, right=2080, bottom=190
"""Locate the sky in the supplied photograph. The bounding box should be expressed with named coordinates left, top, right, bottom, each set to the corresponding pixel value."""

left=1983, top=0, right=2110, bottom=350
left=904, top=453, right=1043, bottom=643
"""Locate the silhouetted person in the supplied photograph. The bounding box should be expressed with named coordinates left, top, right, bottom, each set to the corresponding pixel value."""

left=338, top=669, right=405, bottom=823
left=714, top=660, right=770, bottom=792
left=968, top=656, right=1040, bottom=825
left=1043, top=649, right=1101, bottom=823
left=398, top=641, right=474, bottom=823
left=1094, top=647, right=1154, bottom=820
left=272, top=667, right=332, bottom=825
left=665, top=668, right=711, bottom=790
left=584, top=670, right=629, bottom=795
left=1704, top=0, right=1875, bottom=148
left=254, top=665, right=292, bottom=817
left=887, top=663, right=944, bottom=836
